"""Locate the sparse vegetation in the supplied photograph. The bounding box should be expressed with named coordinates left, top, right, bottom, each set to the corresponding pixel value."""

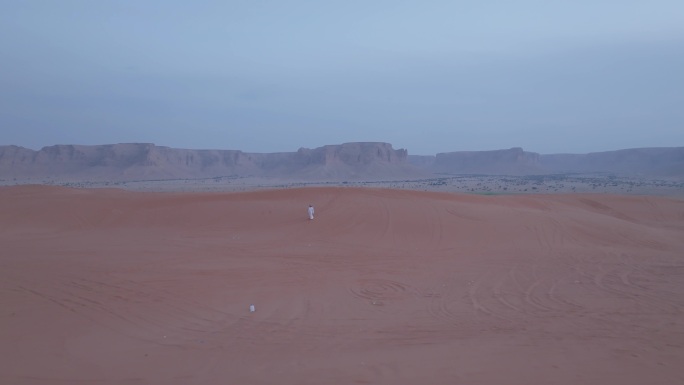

left=2, top=173, right=683, bottom=196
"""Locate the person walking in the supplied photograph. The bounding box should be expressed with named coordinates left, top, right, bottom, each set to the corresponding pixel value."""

left=308, top=204, right=315, bottom=220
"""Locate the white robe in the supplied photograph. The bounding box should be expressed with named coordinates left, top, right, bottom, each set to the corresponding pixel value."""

left=308, top=206, right=315, bottom=220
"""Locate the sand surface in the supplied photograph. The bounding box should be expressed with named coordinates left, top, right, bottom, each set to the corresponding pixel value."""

left=1, top=185, right=684, bottom=385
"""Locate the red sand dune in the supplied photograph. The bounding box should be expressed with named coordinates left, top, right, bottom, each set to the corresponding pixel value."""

left=1, top=185, right=683, bottom=385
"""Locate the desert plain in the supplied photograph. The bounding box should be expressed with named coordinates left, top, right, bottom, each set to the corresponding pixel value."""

left=1, top=185, right=684, bottom=385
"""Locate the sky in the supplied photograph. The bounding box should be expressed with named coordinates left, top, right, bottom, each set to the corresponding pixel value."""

left=1, top=1, right=683, bottom=155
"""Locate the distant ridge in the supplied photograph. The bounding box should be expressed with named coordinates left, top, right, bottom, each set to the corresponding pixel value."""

left=1, top=143, right=683, bottom=182
left=0, top=142, right=422, bottom=182
left=409, top=147, right=684, bottom=178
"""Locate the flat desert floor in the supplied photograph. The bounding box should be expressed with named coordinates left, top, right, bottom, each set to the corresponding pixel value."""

left=1, top=185, right=684, bottom=385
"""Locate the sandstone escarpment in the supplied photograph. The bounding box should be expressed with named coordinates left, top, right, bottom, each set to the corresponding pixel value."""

left=0, top=142, right=418, bottom=181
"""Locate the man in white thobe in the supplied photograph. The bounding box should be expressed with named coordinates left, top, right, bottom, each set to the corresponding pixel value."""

left=308, top=205, right=315, bottom=220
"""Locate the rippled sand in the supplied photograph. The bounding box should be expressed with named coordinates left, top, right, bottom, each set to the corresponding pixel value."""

left=2, top=185, right=683, bottom=385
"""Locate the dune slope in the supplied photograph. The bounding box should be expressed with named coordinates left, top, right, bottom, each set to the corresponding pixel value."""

left=1, top=186, right=683, bottom=385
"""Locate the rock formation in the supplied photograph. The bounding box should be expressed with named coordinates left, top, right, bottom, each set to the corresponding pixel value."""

left=0, top=142, right=419, bottom=182
left=409, top=147, right=684, bottom=178
left=429, top=147, right=543, bottom=175
left=1, top=142, right=683, bottom=182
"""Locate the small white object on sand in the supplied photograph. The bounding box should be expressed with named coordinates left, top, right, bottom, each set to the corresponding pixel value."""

left=249, top=304, right=255, bottom=312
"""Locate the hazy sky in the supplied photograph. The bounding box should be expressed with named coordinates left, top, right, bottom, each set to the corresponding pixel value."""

left=1, top=1, right=683, bottom=155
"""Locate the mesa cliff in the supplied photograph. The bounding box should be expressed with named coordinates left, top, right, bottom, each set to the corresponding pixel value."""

left=1, top=142, right=683, bottom=182
left=0, top=142, right=421, bottom=182
left=409, top=147, right=684, bottom=178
